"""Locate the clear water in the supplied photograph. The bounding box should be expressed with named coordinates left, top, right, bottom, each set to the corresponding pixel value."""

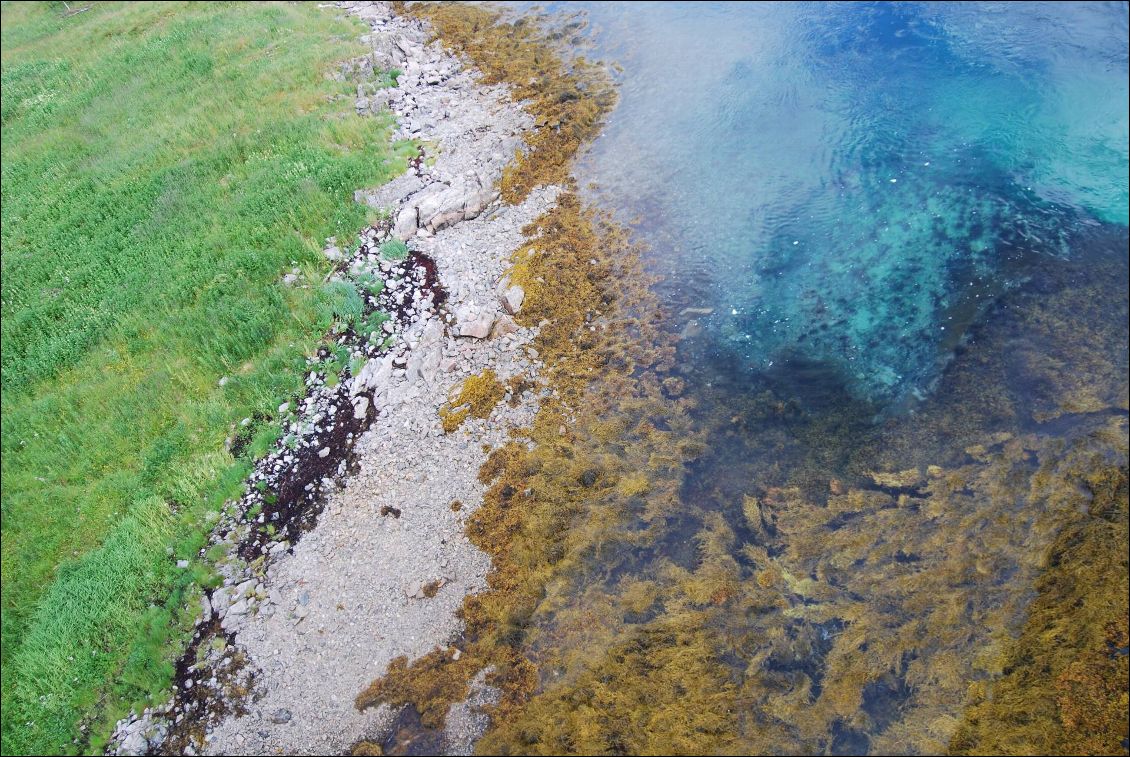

left=433, top=3, right=1130, bottom=754
left=556, top=1, right=1129, bottom=406
left=473, top=3, right=1128, bottom=753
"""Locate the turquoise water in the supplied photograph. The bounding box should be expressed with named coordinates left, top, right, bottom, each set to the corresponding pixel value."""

left=560, top=1, right=1129, bottom=406
left=370, top=6, right=1128, bottom=753
left=483, top=4, right=1128, bottom=752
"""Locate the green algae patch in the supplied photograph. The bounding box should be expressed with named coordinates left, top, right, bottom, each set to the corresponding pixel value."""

left=439, top=369, right=507, bottom=433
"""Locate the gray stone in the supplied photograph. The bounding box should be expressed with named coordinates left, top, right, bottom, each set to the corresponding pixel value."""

left=407, top=345, right=442, bottom=386
left=351, top=355, right=394, bottom=396
left=120, top=732, right=148, bottom=755
left=396, top=173, right=499, bottom=239
left=499, top=284, right=525, bottom=315
left=491, top=314, right=519, bottom=338
left=211, top=587, right=231, bottom=615
left=359, top=172, right=425, bottom=211
left=393, top=205, right=418, bottom=241
left=458, top=313, right=494, bottom=340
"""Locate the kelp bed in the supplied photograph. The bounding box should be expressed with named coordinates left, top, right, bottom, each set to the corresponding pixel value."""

left=355, top=4, right=1130, bottom=755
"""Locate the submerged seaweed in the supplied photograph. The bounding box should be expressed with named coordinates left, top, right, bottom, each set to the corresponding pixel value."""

left=358, top=5, right=1130, bottom=756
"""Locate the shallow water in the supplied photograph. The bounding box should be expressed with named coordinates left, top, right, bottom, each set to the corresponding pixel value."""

left=375, top=3, right=1129, bottom=753
left=475, top=2, right=1129, bottom=754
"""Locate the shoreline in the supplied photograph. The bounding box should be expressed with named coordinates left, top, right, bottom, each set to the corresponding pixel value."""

left=32, top=3, right=1130, bottom=756
left=109, top=2, right=562, bottom=753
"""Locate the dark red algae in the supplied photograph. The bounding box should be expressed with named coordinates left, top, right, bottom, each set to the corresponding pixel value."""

left=153, top=242, right=448, bottom=754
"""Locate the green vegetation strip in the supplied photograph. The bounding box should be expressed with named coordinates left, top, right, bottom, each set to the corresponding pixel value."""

left=0, top=2, right=410, bottom=753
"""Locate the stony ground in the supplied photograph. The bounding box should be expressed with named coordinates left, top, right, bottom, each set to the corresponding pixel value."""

left=108, top=3, right=555, bottom=754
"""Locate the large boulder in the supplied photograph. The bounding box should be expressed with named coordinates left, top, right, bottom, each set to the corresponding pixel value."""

left=392, top=173, right=499, bottom=240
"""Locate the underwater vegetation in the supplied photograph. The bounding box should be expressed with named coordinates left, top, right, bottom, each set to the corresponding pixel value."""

left=359, top=4, right=1130, bottom=756
left=948, top=460, right=1128, bottom=756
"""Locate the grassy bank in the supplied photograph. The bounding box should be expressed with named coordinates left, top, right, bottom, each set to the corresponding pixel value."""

left=0, top=2, right=409, bottom=753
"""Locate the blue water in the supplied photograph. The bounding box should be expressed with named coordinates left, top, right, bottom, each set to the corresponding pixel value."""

left=551, top=1, right=1129, bottom=406
left=473, top=4, right=1129, bottom=753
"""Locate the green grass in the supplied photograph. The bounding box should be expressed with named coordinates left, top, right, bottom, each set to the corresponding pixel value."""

left=379, top=237, right=409, bottom=261
left=0, top=2, right=411, bottom=753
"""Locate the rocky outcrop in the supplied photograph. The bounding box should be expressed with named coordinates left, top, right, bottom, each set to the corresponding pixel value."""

left=393, top=171, right=500, bottom=241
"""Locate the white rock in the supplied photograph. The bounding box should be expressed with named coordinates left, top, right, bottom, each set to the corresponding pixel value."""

left=499, top=284, right=525, bottom=315
left=458, top=313, right=494, bottom=339
left=393, top=205, right=418, bottom=241
left=491, top=314, right=519, bottom=338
